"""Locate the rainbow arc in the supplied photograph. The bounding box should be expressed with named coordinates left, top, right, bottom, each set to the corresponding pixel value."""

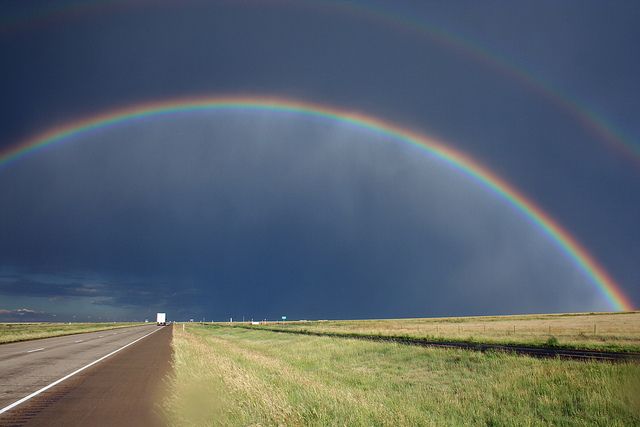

left=0, top=96, right=633, bottom=311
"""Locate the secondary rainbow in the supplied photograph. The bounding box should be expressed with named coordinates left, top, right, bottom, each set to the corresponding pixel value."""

left=329, top=0, right=640, bottom=164
left=0, top=96, right=633, bottom=311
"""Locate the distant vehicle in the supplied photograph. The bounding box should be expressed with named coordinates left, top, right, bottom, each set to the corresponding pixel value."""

left=157, top=313, right=167, bottom=326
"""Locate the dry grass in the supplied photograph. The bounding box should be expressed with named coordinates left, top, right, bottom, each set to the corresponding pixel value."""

left=0, top=322, right=146, bottom=344
left=163, top=324, right=640, bottom=426
left=246, top=312, right=640, bottom=352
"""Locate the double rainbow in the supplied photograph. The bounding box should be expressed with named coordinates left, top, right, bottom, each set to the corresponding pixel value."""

left=2, top=0, right=637, bottom=164
left=0, top=96, right=633, bottom=311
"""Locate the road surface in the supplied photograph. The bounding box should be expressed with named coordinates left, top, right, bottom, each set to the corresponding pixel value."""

left=0, top=324, right=172, bottom=426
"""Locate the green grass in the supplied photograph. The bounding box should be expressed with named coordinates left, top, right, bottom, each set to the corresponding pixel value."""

left=236, top=311, right=640, bottom=352
left=164, top=324, right=640, bottom=426
left=0, top=322, right=147, bottom=344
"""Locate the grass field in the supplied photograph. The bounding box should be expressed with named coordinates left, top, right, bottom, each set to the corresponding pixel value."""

left=0, top=322, right=146, bottom=344
left=164, top=324, right=640, bottom=426
left=241, top=312, right=640, bottom=352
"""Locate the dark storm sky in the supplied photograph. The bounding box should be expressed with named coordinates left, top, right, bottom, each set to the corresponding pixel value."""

left=0, top=0, right=638, bottom=321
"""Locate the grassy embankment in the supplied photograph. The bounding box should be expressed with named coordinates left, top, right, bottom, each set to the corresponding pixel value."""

left=238, top=312, right=640, bottom=352
left=164, top=324, right=640, bottom=426
left=0, top=322, right=147, bottom=344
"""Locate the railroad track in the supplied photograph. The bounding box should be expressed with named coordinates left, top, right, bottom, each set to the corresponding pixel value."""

left=233, top=326, right=640, bottom=362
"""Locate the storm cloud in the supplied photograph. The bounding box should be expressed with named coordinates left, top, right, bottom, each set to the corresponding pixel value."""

left=0, top=2, right=637, bottom=320
left=0, top=308, right=57, bottom=322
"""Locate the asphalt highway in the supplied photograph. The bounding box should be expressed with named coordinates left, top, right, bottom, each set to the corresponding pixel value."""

left=0, top=324, right=172, bottom=426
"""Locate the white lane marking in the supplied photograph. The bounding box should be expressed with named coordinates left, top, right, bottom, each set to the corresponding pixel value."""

left=0, top=327, right=161, bottom=415
left=98, top=335, right=104, bottom=338
left=74, top=340, right=84, bottom=343
left=26, top=348, right=45, bottom=353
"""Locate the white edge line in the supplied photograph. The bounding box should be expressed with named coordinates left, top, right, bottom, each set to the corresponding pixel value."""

left=26, top=348, right=45, bottom=353
left=0, top=327, right=162, bottom=415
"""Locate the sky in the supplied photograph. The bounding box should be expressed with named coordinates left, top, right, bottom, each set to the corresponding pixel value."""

left=0, top=0, right=638, bottom=322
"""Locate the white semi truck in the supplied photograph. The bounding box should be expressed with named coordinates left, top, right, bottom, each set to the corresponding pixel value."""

left=156, top=312, right=167, bottom=326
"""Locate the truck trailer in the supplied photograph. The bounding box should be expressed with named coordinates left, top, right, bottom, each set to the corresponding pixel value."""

left=157, top=312, right=166, bottom=326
